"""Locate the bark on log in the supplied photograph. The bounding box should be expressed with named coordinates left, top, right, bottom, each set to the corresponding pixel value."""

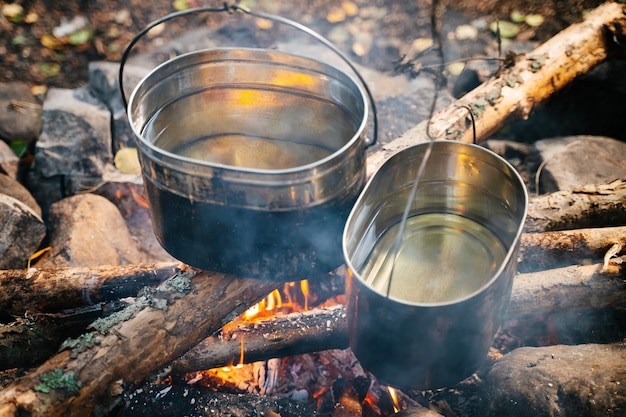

left=524, top=179, right=626, bottom=233
left=0, top=306, right=110, bottom=371
left=0, top=269, right=279, bottom=417
left=0, top=262, right=182, bottom=315
left=366, top=2, right=626, bottom=175
left=506, top=263, right=625, bottom=322
left=170, top=262, right=624, bottom=373
left=518, top=225, right=626, bottom=272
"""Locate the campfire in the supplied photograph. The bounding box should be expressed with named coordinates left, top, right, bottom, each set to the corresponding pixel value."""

left=1, top=2, right=626, bottom=417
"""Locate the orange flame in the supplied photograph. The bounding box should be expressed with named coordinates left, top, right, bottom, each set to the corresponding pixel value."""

left=129, top=185, right=149, bottom=208
left=300, top=279, right=309, bottom=311
left=388, top=386, right=400, bottom=413
left=241, top=280, right=309, bottom=321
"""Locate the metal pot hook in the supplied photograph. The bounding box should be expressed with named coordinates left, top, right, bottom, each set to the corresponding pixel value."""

left=118, top=2, right=378, bottom=147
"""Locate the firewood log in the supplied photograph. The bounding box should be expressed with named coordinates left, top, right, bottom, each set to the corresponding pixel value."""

left=366, top=2, right=626, bottom=175
left=519, top=226, right=626, bottom=272
left=0, top=270, right=279, bottom=417
left=524, top=179, right=626, bottom=232
left=0, top=262, right=182, bottom=315
left=506, top=263, right=625, bottom=322
left=171, top=304, right=349, bottom=374
left=171, top=262, right=624, bottom=373
left=0, top=305, right=109, bottom=371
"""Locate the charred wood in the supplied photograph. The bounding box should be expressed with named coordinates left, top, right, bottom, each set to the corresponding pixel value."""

left=0, top=262, right=182, bottom=315
left=120, top=383, right=319, bottom=417
left=0, top=269, right=279, bottom=417
left=171, top=262, right=624, bottom=373
left=366, top=2, right=626, bottom=174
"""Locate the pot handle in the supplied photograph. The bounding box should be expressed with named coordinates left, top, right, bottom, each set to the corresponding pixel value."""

left=118, top=3, right=378, bottom=147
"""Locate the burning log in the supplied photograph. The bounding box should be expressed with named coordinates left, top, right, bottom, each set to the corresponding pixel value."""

left=366, top=1, right=626, bottom=173
left=524, top=179, right=626, bottom=233
left=170, top=261, right=624, bottom=373
left=0, top=262, right=182, bottom=315
left=0, top=269, right=279, bottom=417
left=171, top=304, right=349, bottom=374
left=518, top=225, right=626, bottom=272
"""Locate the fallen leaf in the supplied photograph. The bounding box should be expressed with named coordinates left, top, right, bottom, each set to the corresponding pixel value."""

left=411, top=37, right=433, bottom=53
left=11, top=35, right=29, bottom=46
left=255, top=18, right=273, bottom=30
left=525, top=14, right=545, bottom=27
left=2, top=3, right=23, bottom=22
left=447, top=62, right=465, bottom=76
left=489, top=20, right=520, bottom=39
left=24, top=11, right=38, bottom=24
left=37, top=62, right=61, bottom=78
left=40, top=34, right=64, bottom=49
left=327, top=7, right=346, bottom=23
left=510, top=10, right=525, bottom=23
left=173, top=0, right=189, bottom=11
left=114, top=147, right=142, bottom=175
left=68, top=28, right=93, bottom=46
left=9, top=140, right=28, bottom=158
left=342, top=1, right=359, bottom=17
left=28, top=247, right=51, bottom=268
left=352, top=41, right=368, bottom=56
left=30, top=85, right=48, bottom=96
left=455, top=24, right=478, bottom=40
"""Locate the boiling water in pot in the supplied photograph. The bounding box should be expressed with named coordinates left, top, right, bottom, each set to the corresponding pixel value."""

left=360, top=212, right=507, bottom=304
left=164, top=134, right=333, bottom=170
left=143, top=87, right=357, bottom=170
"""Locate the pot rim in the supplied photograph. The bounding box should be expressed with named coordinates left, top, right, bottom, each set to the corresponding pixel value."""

left=342, top=139, right=529, bottom=307
left=127, top=47, right=369, bottom=177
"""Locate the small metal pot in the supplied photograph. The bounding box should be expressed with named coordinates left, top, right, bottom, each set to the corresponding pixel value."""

left=127, top=47, right=371, bottom=281
left=343, top=140, right=528, bottom=390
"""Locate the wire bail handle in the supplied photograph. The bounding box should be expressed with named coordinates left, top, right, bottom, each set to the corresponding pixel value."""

left=118, top=3, right=377, bottom=147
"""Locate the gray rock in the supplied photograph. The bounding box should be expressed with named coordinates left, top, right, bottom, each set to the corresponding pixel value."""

left=0, top=140, right=19, bottom=179
left=36, top=193, right=147, bottom=268
left=482, top=343, right=626, bottom=417
left=27, top=87, right=113, bottom=211
left=0, top=173, right=42, bottom=217
left=0, top=194, right=46, bottom=269
left=535, top=136, right=626, bottom=193
left=88, top=61, right=149, bottom=150
left=0, top=82, right=42, bottom=142
left=32, top=87, right=112, bottom=179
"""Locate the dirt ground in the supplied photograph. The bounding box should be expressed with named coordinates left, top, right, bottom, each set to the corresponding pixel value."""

left=0, top=0, right=605, bottom=89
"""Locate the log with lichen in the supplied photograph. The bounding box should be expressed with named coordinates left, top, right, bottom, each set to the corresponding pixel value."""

left=0, top=269, right=279, bottom=417
left=0, top=262, right=182, bottom=315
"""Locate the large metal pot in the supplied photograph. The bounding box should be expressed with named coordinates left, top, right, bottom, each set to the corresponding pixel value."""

left=126, top=46, right=371, bottom=281
left=343, top=140, right=528, bottom=390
